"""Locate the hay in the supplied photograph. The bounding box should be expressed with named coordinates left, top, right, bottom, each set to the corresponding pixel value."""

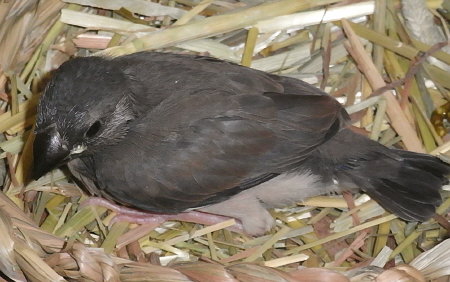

left=1, top=0, right=450, bottom=281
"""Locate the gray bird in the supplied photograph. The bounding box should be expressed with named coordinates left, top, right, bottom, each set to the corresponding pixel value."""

left=33, top=51, right=449, bottom=235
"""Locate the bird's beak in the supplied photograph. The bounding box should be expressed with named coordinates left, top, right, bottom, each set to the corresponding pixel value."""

left=32, top=125, right=70, bottom=180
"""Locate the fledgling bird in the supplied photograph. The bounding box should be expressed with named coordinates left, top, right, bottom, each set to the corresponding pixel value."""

left=33, top=51, right=450, bottom=235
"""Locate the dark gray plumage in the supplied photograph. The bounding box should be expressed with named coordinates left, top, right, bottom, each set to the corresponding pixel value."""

left=33, top=51, right=450, bottom=235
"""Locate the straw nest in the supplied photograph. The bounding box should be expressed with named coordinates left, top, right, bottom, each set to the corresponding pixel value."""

left=1, top=0, right=450, bottom=281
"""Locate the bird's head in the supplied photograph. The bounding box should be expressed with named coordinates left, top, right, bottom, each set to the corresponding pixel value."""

left=32, top=56, right=136, bottom=179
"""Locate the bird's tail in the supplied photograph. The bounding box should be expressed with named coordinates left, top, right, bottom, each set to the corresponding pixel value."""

left=324, top=129, right=450, bottom=221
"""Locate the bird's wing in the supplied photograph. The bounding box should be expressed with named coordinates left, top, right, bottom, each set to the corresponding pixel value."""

left=115, top=52, right=293, bottom=113
left=90, top=86, right=346, bottom=213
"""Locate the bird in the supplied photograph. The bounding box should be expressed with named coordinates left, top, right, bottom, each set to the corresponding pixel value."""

left=32, top=51, right=450, bottom=236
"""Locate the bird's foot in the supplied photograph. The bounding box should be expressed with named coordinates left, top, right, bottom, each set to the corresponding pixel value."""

left=80, top=197, right=244, bottom=233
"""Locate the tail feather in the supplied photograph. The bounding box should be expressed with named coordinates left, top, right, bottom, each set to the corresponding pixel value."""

left=327, top=130, right=450, bottom=222
left=352, top=170, right=442, bottom=221
left=394, top=149, right=450, bottom=183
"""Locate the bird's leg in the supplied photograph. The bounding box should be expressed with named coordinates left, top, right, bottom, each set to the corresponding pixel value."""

left=80, top=197, right=244, bottom=233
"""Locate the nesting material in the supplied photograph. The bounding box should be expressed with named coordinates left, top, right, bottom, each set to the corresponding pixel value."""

left=1, top=0, right=450, bottom=281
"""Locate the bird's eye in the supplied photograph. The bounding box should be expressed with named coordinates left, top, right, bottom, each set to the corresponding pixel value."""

left=85, top=120, right=102, bottom=138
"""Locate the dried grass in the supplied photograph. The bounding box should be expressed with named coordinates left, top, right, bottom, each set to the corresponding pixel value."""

left=1, top=0, right=450, bottom=281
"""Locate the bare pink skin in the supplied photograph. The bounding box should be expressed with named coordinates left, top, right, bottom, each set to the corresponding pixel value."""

left=80, top=197, right=244, bottom=233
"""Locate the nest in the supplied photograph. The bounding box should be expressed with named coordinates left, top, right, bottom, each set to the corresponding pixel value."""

left=1, top=0, right=450, bottom=281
